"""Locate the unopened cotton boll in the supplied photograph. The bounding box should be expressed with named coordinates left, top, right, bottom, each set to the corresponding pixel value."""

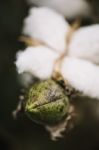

left=68, top=24, right=99, bottom=64
left=27, top=0, right=91, bottom=19
left=61, top=57, right=99, bottom=99
left=23, top=7, right=70, bottom=54
left=15, top=46, right=59, bottom=80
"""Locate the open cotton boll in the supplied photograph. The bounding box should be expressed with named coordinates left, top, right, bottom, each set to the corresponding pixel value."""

left=23, top=7, right=70, bottom=54
left=15, top=46, right=59, bottom=80
left=68, top=25, right=99, bottom=64
left=27, top=0, right=91, bottom=18
left=61, top=57, right=99, bottom=99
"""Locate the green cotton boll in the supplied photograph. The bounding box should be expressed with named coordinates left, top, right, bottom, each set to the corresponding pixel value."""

left=24, top=79, right=70, bottom=125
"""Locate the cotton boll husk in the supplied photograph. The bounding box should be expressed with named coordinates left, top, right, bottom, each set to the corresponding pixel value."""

left=15, top=46, right=59, bottom=80
left=61, top=57, right=99, bottom=99
left=23, top=7, right=70, bottom=54
left=68, top=25, right=99, bottom=64
left=27, top=0, right=91, bottom=18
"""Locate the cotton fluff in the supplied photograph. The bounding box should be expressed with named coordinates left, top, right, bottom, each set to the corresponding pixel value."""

left=27, top=0, right=91, bottom=18
left=15, top=46, right=59, bottom=80
left=23, top=7, right=70, bottom=54
left=61, top=57, right=99, bottom=99
left=68, top=25, right=99, bottom=64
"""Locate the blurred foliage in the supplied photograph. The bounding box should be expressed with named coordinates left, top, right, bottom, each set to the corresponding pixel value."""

left=0, top=0, right=99, bottom=150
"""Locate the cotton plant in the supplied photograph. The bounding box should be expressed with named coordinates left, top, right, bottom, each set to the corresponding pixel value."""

left=15, top=7, right=99, bottom=140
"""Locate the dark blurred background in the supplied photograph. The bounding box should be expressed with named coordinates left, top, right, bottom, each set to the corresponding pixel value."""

left=1, top=0, right=99, bottom=150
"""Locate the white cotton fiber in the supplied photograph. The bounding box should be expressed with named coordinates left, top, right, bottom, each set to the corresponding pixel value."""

left=27, top=0, right=91, bottom=18
left=23, top=7, right=70, bottom=54
left=68, top=25, right=99, bottom=64
left=61, top=57, right=99, bottom=99
left=15, top=46, right=59, bottom=79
